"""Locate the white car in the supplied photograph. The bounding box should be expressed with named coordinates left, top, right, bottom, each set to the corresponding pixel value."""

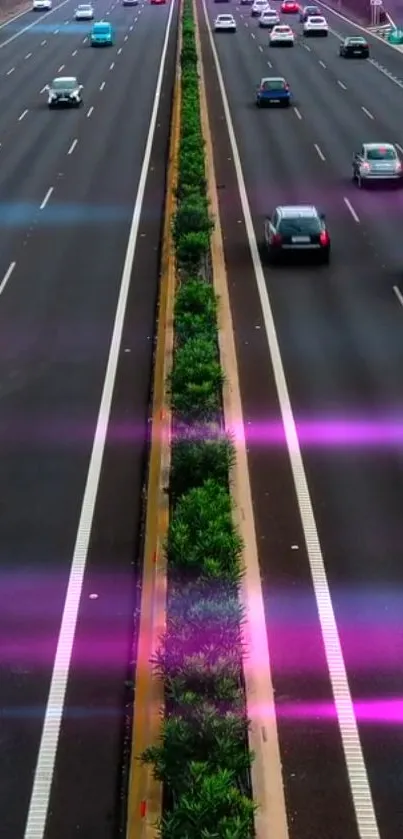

left=32, top=0, right=52, bottom=9
left=75, top=3, right=94, bottom=18
left=303, top=14, right=328, bottom=34
left=269, top=24, right=294, bottom=45
left=259, top=9, right=279, bottom=26
left=251, top=0, right=269, bottom=16
left=214, top=13, right=237, bottom=30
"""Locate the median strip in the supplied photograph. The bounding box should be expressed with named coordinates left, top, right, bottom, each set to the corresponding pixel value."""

left=137, top=0, right=257, bottom=834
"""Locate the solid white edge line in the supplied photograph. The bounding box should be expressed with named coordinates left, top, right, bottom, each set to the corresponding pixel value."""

left=0, top=0, right=70, bottom=49
left=343, top=196, right=360, bottom=223
left=40, top=187, right=53, bottom=210
left=393, top=285, right=403, bottom=307
left=23, top=0, right=177, bottom=836
left=201, top=0, right=380, bottom=836
left=0, top=261, right=16, bottom=296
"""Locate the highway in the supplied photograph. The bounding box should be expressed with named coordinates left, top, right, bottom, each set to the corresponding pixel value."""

left=0, top=0, right=179, bottom=837
left=198, top=1, right=403, bottom=838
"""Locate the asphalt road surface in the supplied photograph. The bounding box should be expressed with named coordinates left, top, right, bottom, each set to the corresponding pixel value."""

left=199, top=2, right=403, bottom=838
left=0, top=0, right=178, bottom=837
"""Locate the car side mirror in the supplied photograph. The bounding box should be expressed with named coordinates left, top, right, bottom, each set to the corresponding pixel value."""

left=44, top=85, right=49, bottom=91
left=79, top=84, right=83, bottom=89
left=319, top=212, right=325, bottom=220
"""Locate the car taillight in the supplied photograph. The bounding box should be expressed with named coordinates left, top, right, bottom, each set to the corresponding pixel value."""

left=284, top=83, right=289, bottom=90
left=319, top=230, right=329, bottom=246
left=396, top=160, right=402, bottom=171
left=272, top=233, right=282, bottom=244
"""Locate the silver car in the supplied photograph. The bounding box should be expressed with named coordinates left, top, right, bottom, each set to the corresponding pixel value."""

left=45, top=76, right=84, bottom=108
left=75, top=3, right=94, bottom=18
left=352, top=142, right=402, bottom=187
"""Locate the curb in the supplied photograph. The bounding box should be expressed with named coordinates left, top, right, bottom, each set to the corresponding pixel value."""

left=125, top=4, right=181, bottom=836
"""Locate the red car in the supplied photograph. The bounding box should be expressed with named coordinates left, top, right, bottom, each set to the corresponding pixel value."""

left=281, top=0, right=299, bottom=11
left=151, top=0, right=166, bottom=4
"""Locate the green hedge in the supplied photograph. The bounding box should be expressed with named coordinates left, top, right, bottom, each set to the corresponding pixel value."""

left=140, top=0, right=256, bottom=835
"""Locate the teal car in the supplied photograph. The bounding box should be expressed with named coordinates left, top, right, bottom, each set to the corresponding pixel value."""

left=90, top=21, right=114, bottom=46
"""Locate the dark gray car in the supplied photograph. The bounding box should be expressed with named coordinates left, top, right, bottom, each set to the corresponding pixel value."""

left=352, top=142, right=402, bottom=187
left=45, top=76, right=83, bottom=108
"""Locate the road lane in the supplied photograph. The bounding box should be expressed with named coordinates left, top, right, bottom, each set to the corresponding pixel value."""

left=201, top=1, right=403, bottom=837
left=0, top=1, right=177, bottom=837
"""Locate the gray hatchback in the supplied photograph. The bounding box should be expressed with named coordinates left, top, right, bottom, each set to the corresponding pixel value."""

left=352, top=142, right=402, bottom=187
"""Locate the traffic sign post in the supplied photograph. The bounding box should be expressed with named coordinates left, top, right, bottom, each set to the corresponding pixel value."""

left=370, top=0, right=382, bottom=27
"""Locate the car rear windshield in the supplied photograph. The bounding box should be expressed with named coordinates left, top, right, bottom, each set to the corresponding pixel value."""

left=262, top=79, right=286, bottom=89
left=94, top=24, right=110, bottom=31
left=309, top=16, right=324, bottom=21
left=276, top=26, right=290, bottom=31
left=279, top=217, right=320, bottom=234
left=348, top=37, right=365, bottom=42
left=367, top=147, right=396, bottom=160
left=219, top=15, right=233, bottom=19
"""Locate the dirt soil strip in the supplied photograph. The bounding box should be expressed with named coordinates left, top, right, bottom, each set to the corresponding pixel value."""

left=125, top=9, right=181, bottom=839
left=0, top=0, right=31, bottom=24
left=193, top=3, right=289, bottom=837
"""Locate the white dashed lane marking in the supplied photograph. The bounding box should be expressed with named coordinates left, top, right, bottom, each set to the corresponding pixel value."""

left=337, top=79, right=346, bottom=89
left=86, top=105, right=94, bottom=117
left=25, top=52, right=32, bottom=59
left=100, top=80, right=106, bottom=90
left=117, top=46, right=122, bottom=54
left=18, top=109, right=28, bottom=121
left=0, top=262, right=16, bottom=297
left=41, top=39, right=47, bottom=46
left=294, top=106, right=302, bottom=120
left=68, top=138, right=78, bottom=155
left=58, top=64, right=65, bottom=72
left=314, top=143, right=326, bottom=161
left=344, top=196, right=360, bottom=223
left=6, top=67, right=14, bottom=75
left=40, top=187, right=53, bottom=210
left=109, top=61, right=115, bottom=69
left=72, top=49, right=77, bottom=56
left=319, top=59, right=326, bottom=68
left=361, top=105, right=374, bottom=119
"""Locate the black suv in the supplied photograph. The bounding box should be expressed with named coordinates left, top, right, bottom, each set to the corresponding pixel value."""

left=264, top=205, right=330, bottom=264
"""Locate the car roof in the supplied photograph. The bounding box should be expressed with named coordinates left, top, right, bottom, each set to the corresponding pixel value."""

left=277, top=205, right=319, bottom=217
left=52, top=76, right=77, bottom=83
left=261, top=76, right=286, bottom=83
left=363, top=142, right=395, bottom=150
left=262, top=8, right=278, bottom=11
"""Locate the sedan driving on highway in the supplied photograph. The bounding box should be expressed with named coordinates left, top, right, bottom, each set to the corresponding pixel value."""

left=299, top=4, right=319, bottom=21
left=90, top=21, right=114, bottom=44
left=214, top=13, right=237, bottom=29
left=251, top=0, right=269, bottom=16
left=256, top=76, right=291, bottom=106
left=281, top=0, right=299, bottom=13
left=264, top=205, right=330, bottom=264
left=75, top=3, right=94, bottom=19
left=32, top=0, right=52, bottom=9
left=303, top=14, right=328, bottom=35
left=339, top=35, right=369, bottom=57
left=352, top=143, right=402, bottom=187
left=269, top=24, right=294, bottom=45
left=123, top=0, right=138, bottom=4
left=45, top=76, right=84, bottom=108
left=259, top=9, right=280, bottom=27
left=241, top=0, right=254, bottom=5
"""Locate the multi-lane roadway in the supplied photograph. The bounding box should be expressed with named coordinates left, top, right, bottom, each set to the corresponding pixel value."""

left=199, top=2, right=403, bottom=837
left=0, top=0, right=178, bottom=837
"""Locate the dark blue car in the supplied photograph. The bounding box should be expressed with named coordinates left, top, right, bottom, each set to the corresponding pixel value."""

left=256, top=77, right=291, bottom=107
left=299, top=4, right=320, bottom=20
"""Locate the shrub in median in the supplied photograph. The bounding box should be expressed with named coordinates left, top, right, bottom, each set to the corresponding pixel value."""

left=140, top=0, right=255, bottom=834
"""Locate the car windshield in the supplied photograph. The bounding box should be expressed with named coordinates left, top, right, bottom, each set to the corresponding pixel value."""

left=279, top=217, right=320, bottom=234
left=261, top=79, right=285, bottom=89
left=52, top=78, right=77, bottom=89
left=306, top=6, right=319, bottom=10
left=366, top=147, right=396, bottom=160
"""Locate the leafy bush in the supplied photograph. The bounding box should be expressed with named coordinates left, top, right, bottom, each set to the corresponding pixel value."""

left=170, top=428, right=233, bottom=500
left=167, top=480, right=243, bottom=583
left=169, top=336, right=223, bottom=420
